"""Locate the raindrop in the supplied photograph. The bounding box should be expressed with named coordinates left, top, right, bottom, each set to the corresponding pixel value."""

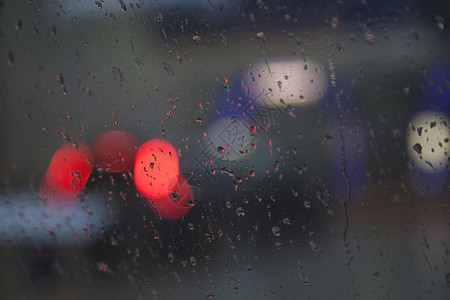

left=309, top=241, right=319, bottom=252
left=272, top=226, right=281, bottom=236
left=417, top=127, right=423, bottom=136
left=110, top=235, right=118, bottom=246
left=412, top=143, right=422, bottom=155
left=282, top=217, right=291, bottom=225
left=190, top=256, right=197, bottom=266
left=304, top=201, right=311, bottom=209
left=275, top=242, right=282, bottom=249
left=192, top=35, right=201, bottom=44
left=15, top=19, right=22, bottom=30
left=119, top=0, right=127, bottom=11
left=171, top=191, right=179, bottom=202
left=236, top=207, right=245, bottom=217
left=75, top=171, right=82, bottom=183
left=188, top=223, right=195, bottom=231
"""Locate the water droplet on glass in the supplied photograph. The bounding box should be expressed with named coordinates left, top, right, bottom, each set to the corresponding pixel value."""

left=309, top=241, right=319, bottom=252
left=153, top=229, right=160, bottom=240
left=256, top=32, right=265, bottom=39
left=188, top=223, right=195, bottom=231
left=119, top=0, right=127, bottom=11
left=283, top=217, right=291, bottom=225
left=168, top=252, right=174, bottom=263
left=190, top=256, right=197, bottom=266
left=272, top=226, right=281, bottom=236
left=171, top=191, right=179, bottom=202
left=236, top=207, right=245, bottom=217
left=412, top=143, right=422, bottom=155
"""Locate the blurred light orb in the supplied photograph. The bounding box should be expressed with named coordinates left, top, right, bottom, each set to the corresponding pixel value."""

left=39, top=140, right=94, bottom=211
left=1, top=189, right=116, bottom=246
left=407, top=110, right=449, bottom=173
left=149, top=175, right=193, bottom=220
left=207, top=116, right=257, bottom=161
left=134, top=139, right=179, bottom=199
left=244, top=58, right=328, bottom=107
left=93, top=130, right=139, bottom=173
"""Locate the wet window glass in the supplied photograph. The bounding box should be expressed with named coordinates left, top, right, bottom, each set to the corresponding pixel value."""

left=0, top=0, right=449, bottom=298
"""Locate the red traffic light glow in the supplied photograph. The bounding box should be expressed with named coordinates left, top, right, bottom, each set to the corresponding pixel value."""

left=149, top=174, right=193, bottom=220
left=39, top=140, right=94, bottom=211
left=134, top=139, right=180, bottom=199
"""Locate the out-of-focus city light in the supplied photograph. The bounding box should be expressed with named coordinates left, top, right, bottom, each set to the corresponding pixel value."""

left=39, top=141, right=94, bottom=212
left=207, top=116, right=256, bottom=161
left=243, top=58, right=328, bottom=107
left=134, top=139, right=180, bottom=199
left=149, top=174, right=194, bottom=220
left=0, top=190, right=116, bottom=246
left=406, top=110, right=449, bottom=173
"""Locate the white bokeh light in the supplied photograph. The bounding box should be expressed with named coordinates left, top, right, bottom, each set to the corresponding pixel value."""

left=406, top=110, right=449, bottom=173
left=207, top=116, right=257, bottom=161
left=244, top=58, right=328, bottom=107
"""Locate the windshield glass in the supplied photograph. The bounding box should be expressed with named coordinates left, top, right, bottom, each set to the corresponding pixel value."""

left=0, top=1, right=449, bottom=299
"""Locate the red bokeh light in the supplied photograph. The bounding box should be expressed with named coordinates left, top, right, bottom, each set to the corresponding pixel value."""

left=149, top=175, right=193, bottom=220
left=39, top=140, right=94, bottom=211
left=92, top=130, right=139, bottom=173
left=134, top=139, right=179, bottom=199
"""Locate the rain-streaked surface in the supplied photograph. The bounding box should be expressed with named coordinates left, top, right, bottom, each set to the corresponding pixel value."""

left=0, top=1, right=449, bottom=299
